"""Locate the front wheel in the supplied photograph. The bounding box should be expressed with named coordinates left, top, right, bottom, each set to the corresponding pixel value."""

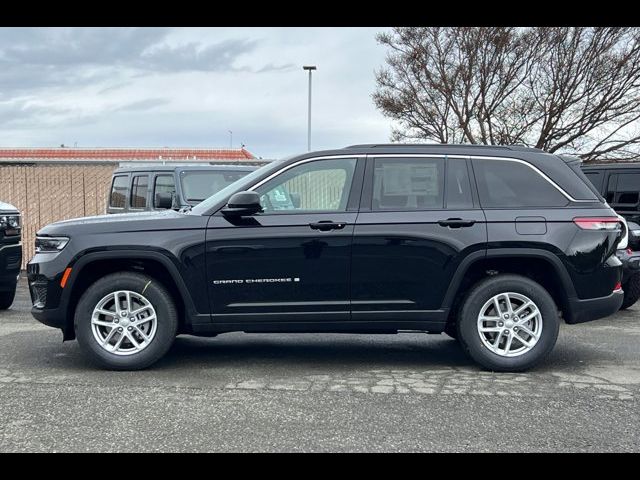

left=75, top=272, right=178, bottom=370
left=457, top=274, right=560, bottom=372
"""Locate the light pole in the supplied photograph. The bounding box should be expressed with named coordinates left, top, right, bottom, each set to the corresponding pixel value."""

left=228, top=130, right=233, bottom=149
left=303, top=65, right=316, bottom=151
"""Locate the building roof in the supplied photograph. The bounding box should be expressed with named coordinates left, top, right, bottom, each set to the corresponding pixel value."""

left=0, top=147, right=256, bottom=162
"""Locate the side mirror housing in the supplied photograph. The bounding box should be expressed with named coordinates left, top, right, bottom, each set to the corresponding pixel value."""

left=155, top=192, right=174, bottom=209
left=222, top=191, right=263, bottom=217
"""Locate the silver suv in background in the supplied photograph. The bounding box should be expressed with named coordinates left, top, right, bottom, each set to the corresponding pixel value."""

left=107, top=165, right=259, bottom=214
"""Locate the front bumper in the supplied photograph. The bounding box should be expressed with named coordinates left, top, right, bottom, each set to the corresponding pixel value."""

left=0, top=242, right=22, bottom=292
left=27, top=250, right=74, bottom=335
left=566, top=290, right=624, bottom=324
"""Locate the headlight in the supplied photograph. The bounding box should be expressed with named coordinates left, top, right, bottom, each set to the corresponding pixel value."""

left=0, top=215, right=21, bottom=235
left=35, top=236, right=69, bottom=253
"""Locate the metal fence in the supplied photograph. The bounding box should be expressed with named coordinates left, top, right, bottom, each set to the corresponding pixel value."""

left=0, top=163, right=117, bottom=269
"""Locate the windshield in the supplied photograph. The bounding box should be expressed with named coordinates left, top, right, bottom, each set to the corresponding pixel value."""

left=180, top=170, right=254, bottom=203
left=191, top=160, right=285, bottom=215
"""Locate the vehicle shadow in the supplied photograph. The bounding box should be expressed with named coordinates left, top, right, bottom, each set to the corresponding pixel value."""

left=156, top=332, right=474, bottom=370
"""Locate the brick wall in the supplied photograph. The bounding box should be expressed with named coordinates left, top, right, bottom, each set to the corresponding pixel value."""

left=0, top=163, right=117, bottom=269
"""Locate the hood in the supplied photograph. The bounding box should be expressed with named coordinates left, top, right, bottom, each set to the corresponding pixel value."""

left=38, top=209, right=190, bottom=236
left=0, top=200, right=19, bottom=213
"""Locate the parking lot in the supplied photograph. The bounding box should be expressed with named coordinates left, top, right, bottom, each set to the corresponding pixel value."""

left=0, top=277, right=639, bottom=452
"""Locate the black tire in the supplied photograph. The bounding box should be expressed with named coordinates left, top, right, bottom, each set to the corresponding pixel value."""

left=620, top=274, right=640, bottom=310
left=0, top=288, right=16, bottom=310
left=74, top=272, right=178, bottom=370
left=457, top=274, right=560, bottom=372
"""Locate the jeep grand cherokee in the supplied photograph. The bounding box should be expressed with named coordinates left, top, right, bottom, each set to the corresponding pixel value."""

left=27, top=144, right=624, bottom=371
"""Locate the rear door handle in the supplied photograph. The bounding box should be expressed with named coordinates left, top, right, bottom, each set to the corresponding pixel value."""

left=438, top=218, right=476, bottom=228
left=309, top=221, right=347, bottom=231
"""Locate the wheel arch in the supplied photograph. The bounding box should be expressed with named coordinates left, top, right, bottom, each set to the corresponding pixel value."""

left=443, top=248, right=577, bottom=325
left=62, top=250, right=198, bottom=340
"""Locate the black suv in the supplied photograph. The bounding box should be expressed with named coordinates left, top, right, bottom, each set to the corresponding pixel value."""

left=581, top=163, right=640, bottom=309
left=581, top=163, right=640, bottom=222
left=27, top=145, right=623, bottom=371
left=1, top=201, right=22, bottom=309
left=107, top=164, right=257, bottom=214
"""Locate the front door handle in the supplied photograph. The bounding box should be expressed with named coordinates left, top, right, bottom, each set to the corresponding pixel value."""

left=438, top=218, right=476, bottom=228
left=309, top=221, right=347, bottom=231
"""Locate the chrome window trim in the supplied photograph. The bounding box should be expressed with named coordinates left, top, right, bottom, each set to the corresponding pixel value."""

left=248, top=154, right=365, bottom=192
left=243, top=152, right=592, bottom=205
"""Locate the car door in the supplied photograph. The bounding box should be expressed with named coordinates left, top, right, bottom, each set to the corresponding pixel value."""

left=350, top=155, right=487, bottom=322
left=206, top=156, right=365, bottom=324
left=605, top=170, right=640, bottom=220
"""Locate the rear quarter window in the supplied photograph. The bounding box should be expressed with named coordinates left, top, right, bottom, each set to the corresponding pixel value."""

left=472, top=159, right=569, bottom=208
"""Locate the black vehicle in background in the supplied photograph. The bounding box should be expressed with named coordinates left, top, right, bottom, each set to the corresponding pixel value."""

left=28, top=144, right=624, bottom=372
left=0, top=201, right=22, bottom=309
left=581, top=163, right=640, bottom=309
left=107, top=165, right=258, bottom=214
left=581, top=163, right=640, bottom=223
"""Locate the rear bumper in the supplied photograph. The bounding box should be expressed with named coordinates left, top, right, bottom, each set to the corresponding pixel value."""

left=566, top=290, right=624, bottom=324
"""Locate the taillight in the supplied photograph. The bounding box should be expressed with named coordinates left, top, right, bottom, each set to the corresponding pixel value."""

left=573, top=217, right=620, bottom=231
left=614, top=282, right=622, bottom=292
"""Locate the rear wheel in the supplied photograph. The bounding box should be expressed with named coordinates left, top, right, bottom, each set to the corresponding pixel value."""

left=75, top=272, right=178, bottom=370
left=0, top=288, right=16, bottom=310
left=457, top=274, right=559, bottom=372
left=620, top=274, right=640, bottom=310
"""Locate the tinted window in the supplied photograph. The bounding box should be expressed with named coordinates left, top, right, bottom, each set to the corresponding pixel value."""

left=473, top=159, right=568, bottom=208
left=583, top=171, right=604, bottom=193
left=181, top=170, right=251, bottom=202
left=372, top=158, right=444, bottom=210
left=446, top=160, right=473, bottom=209
left=606, top=174, right=617, bottom=203
left=256, top=158, right=357, bottom=213
left=130, top=175, right=149, bottom=209
left=109, top=176, right=128, bottom=208
left=611, top=173, right=640, bottom=206
left=153, top=175, right=176, bottom=208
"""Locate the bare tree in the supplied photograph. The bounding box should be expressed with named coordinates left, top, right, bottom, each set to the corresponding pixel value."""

left=373, top=27, right=640, bottom=162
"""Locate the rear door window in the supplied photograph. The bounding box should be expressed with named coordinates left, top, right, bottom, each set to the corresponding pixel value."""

left=371, top=157, right=445, bottom=210
left=446, top=160, right=473, bottom=209
left=610, top=172, right=640, bottom=207
left=472, top=159, right=569, bottom=208
left=130, top=175, right=149, bottom=209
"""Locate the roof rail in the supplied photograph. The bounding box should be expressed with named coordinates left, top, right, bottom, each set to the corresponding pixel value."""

left=344, top=143, right=543, bottom=152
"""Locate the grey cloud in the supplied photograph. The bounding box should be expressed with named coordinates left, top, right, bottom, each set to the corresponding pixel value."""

left=139, top=38, right=259, bottom=72
left=115, top=98, right=170, bottom=112
left=0, top=28, right=286, bottom=98
left=254, top=63, right=297, bottom=73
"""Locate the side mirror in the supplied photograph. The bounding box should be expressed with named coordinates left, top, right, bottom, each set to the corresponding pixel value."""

left=222, top=191, right=263, bottom=217
left=155, top=192, right=174, bottom=209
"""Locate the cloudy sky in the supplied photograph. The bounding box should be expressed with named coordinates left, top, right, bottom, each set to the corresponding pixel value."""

left=0, top=27, right=394, bottom=159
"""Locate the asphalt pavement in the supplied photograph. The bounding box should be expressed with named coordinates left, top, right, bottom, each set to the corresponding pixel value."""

left=1, top=277, right=639, bottom=452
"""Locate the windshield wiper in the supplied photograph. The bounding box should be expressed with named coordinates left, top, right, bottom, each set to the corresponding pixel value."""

left=178, top=205, right=193, bottom=213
